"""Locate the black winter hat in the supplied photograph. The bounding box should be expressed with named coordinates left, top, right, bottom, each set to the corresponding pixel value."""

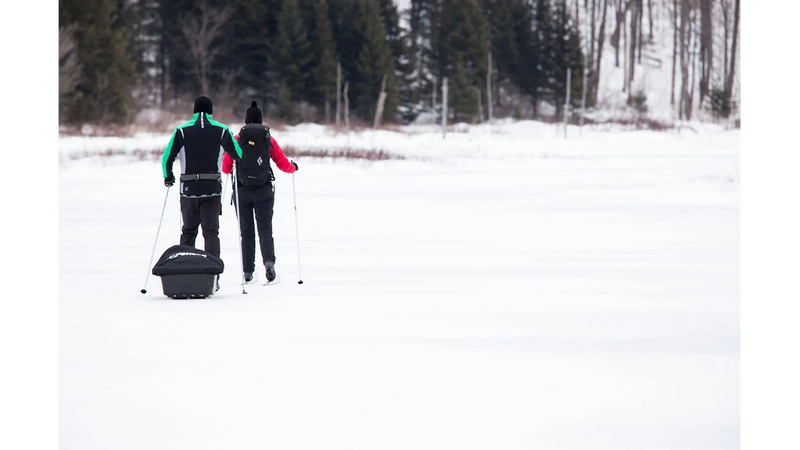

left=244, top=101, right=263, bottom=124
left=193, top=96, right=213, bottom=114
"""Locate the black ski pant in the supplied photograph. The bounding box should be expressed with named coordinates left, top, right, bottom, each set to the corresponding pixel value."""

left=233, top=183, right=275, bottom=274
left=180, top=195, right=222, bottom=259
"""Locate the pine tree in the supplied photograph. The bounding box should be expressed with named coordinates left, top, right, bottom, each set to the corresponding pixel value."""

left=352, top=0, right=398, bottom=122
left=378, top=0, right=406, bottom=77
left=305, top=0, right=339, bottom=115
left=484, top=0, right=536, bottom=92
left=529, top=0, right=555, bottom=116
left=273, top=0, right=313, bottom=111
left=549, top=0, right=584, bottom=119
left=398, top=0, right=437, bottom=122
left=378, top=0, right=411, bottom=122
left=215, top=0, right=270, bottom=101
left=432, top=0, right=490, bottom=121
left=158, top=0, right=199, bottom=102
left=60, top=0, right=136, bottom=124
left=276, top=80, right=297, bottom=121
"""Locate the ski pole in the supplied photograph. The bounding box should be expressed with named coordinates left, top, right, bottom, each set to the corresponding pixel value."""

left=232, top=165, right=247, bottom=294
left=141, top=186, right=171, bottom=294
left=291, top=163, right=303, bottom=284
left=221, top=173, right=229, bottom=215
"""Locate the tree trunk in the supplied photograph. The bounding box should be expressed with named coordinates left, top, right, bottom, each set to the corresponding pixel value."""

left=476, top=88, right=484, bottom=123
left=628, top=0, right=638, bottom=97
left=441, top=77, right=448, bottom=138
left=679, top=0, right=692, bottom=120
left=373, top=75, right=388, bottom=129
left=590, top=0, right=596, bottom=75
left=336, top=62, right=341, bottom=128
left=671, top=0, right=678, bottom=106
left=699, top=0, right=712, bottom=108
left=724, top=0, right=739, bottom=106
left=592, top=0, right=609, bottom=106
left=344, top=81, right=350, bottom=133
left=487, top=52, right=493, bottom=122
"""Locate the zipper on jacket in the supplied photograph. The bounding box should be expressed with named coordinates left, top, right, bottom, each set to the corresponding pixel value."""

left=201, top=113, right=205, bottom=128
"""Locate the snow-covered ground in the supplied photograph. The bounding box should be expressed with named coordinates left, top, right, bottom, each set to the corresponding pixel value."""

left=59, top=121, right=739, bottom=449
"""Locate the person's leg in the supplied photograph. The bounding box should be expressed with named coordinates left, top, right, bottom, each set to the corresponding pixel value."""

left=180, top=197, right=201, bottom=248
left=237, top=188, right=257, bottom=274
left=199, top=196, right=221, bottom=258
left=253, top=186, right=276, bottom=265
left=251, top=185, right=276, bottom=281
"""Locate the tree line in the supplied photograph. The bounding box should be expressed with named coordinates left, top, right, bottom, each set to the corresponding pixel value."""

left=59, top=0, right=739, bottom=127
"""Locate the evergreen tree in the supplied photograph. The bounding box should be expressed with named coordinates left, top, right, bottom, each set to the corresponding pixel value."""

left=483, top=0, right=537, bottom=110
left=529, top=0, right=554, bottom=116
left=548, top=0, right=583, bottom=118
left=353, top=0, right=398, bottom=122
left=116, top=0, right=160, bottom=106
left=272, top=0, right=313, bottom=118
left=215, top=0, right=270, bottom=102
left=158, top=0, right=199, bottom=102
left=449, top=54, right=479, bottom=121
left=379, top=0, right=412, bottom=121
left=61, top=0, right=136, bottom=124
left=304, top=0, right=339, bottom=116
left=328, top=0, right=361, bottom=80
left=401, top=0, right=437, bottom=121
left=432, top=0, right=490, bottom=121
left=276, top=79, right=297, bottom=121
left=378, top=0, right=406, bottom=74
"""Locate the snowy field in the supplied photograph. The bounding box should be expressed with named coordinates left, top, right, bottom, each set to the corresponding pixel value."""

left=59, top=121, right=739, bottom=449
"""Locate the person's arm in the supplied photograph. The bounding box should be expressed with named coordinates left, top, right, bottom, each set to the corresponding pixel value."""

left=221, top=127, right=243, bottom=162
left=270, top=136, right=297, bottom=173
left=162, top=128, right=184, bottom=186
left=222, top=133, right=238, bottom=175
left=222, top=153, right=233, bottom=175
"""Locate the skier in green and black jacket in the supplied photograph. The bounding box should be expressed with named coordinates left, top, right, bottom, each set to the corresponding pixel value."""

left=162, top=96, right=243, bottom=263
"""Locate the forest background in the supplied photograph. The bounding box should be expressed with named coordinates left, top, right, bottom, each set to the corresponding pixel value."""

left=58, top=0, right=741, bottom=131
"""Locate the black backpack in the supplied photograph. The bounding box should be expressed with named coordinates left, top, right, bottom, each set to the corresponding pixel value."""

left=236, top=123, right=274, bottom=187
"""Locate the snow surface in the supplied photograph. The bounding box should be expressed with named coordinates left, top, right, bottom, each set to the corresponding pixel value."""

left=60, top=121, right=739, bottom=449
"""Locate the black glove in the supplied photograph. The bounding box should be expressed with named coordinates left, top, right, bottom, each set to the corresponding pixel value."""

left=165, top=175, right=175, bottom=187
left=292, top=161, right=299, bottom=171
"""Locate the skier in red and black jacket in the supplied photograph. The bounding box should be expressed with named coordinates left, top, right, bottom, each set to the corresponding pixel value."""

left=162, top=96, right=243, bottom=264
left=222, top=101, right=297, bottom=283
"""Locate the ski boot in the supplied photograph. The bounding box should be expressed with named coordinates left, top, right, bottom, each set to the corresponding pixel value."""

left=265, top=261, right=276, bottom=283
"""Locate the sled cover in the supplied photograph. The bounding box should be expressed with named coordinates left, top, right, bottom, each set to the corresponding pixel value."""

left=152, top=245, right=224, bottom=276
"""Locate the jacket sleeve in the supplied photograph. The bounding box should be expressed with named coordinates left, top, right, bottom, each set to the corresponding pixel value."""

left=222, top=153, right=233, bottom=174
left=221, top=128, right=243, bottom=162
left=222, top=133, right=238, bottom=174
left=270, top=137, right=297, bottom=173
left=162, top=128, right=184, bottom=178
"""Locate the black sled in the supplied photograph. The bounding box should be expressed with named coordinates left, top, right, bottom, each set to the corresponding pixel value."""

left=151, top=245, right=224, bottom=299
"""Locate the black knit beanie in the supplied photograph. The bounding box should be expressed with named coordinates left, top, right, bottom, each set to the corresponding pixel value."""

left=193, top=96, right=213, bottom=114
left=244, top=101, right=263, bottom=124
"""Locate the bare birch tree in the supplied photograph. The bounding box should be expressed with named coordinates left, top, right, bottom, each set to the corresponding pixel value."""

left=699, top=0, right=713, bottom=107
left=724, top=0, right=739, bottom=108
left=181, top=2, right=234, bottom=95
left=678, top=0, right=692, bottom=120
left=373, top=75, right=388, bottom=129
left=671, top=0, right=678, bottom=106
left=592, top=0, right=609, bottom=106
left=336, top=62, right=341, bottom=128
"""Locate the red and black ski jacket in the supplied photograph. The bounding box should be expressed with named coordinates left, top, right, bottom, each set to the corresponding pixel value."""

left=222, top=126, right=296, bottom=180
